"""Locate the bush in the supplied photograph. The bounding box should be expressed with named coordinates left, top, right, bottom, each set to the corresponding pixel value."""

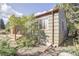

left=0, top=39, right=17, bottom=56
left=16, top=20, right=46, bottom=48
left=62, top=46, right=79, bottom=56
left=16, top=36, right=37, bottom=48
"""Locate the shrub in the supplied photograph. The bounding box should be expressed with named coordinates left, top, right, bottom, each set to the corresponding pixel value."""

left=62, top=46, right=79, bottom=56
left=16, top=19, right=47, bottom=48
left=0, top=39, right=17, bottom=56
left=16, top=36, right=38, bottom=48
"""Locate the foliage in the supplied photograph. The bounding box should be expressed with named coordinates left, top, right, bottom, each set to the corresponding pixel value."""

left=9, top=15, right=22, bottom=28
left=0, top=39, right=17, bottom=56
left=5, top=21, right=10, bottom=33
left=57, top=3, right=79, bottom=26
left=57, top=4, right=74, bottom=21
left=16, top=15, right=46, bottom=47
left=8, top=15, right=23, bottom=40
left=57, top=4, right=79, bottom=38
left=16, top=36, right=37, bottom=48
left=62, top=46, right=79, bottom=56
left=16, top=21, right=46, bottom=47
left=67, top=22, right=76, bottom=33
left=0, top=19, right=5, bottom=29
left=6, top=14, right=46, bottom=47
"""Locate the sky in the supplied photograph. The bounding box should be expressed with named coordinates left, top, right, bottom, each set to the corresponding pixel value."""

left=0, top=3, right=56, bottom=24
left=8, top=3, right=56, bottom=15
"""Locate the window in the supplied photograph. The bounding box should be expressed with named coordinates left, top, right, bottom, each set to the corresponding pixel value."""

left=45, top=19, right=49, bottom=29
left=38, top=18, right=49, bottom=29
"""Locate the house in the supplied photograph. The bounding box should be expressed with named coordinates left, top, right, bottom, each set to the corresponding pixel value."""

left=35, top=8, right=67, bottom=46
left=10, top=7, right=67, bottom=47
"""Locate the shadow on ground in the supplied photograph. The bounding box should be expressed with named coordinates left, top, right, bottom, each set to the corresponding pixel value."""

left=60, top=37, right=74, bottom=47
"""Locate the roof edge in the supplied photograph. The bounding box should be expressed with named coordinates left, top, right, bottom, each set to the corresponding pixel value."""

left=35, top=7, right=59, bottom=18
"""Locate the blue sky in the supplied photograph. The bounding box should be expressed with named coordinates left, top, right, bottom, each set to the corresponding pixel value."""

left=1, top=3, right=56, bottom=24
left=8, top=3, right=56, bottom=15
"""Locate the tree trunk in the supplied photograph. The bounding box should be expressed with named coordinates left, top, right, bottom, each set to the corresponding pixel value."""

left=14, top=26, right=16, bottom=40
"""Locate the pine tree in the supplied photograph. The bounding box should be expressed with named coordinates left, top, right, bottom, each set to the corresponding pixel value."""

left=0, top=19, right=5, bottom=29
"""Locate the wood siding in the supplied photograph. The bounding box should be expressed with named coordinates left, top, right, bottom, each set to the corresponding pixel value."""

left=35, top=8, right=67, bottom=46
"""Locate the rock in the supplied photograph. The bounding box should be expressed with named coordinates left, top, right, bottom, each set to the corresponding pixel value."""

left=59, top=52, right=74, bottom=56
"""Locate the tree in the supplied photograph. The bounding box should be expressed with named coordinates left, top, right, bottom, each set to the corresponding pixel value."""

left=57, top=4, right=74, bottom=22
left=57, top=4, right=79, bottom=45
left=0, top=19, right=5, bottom=29
left=16, top=15, right=46, bottom=47
left=8, top=15, right=20, bottom=40
left=57, top=3, right=79, bottom=24
left=56, top=4, right=78, bottom=31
